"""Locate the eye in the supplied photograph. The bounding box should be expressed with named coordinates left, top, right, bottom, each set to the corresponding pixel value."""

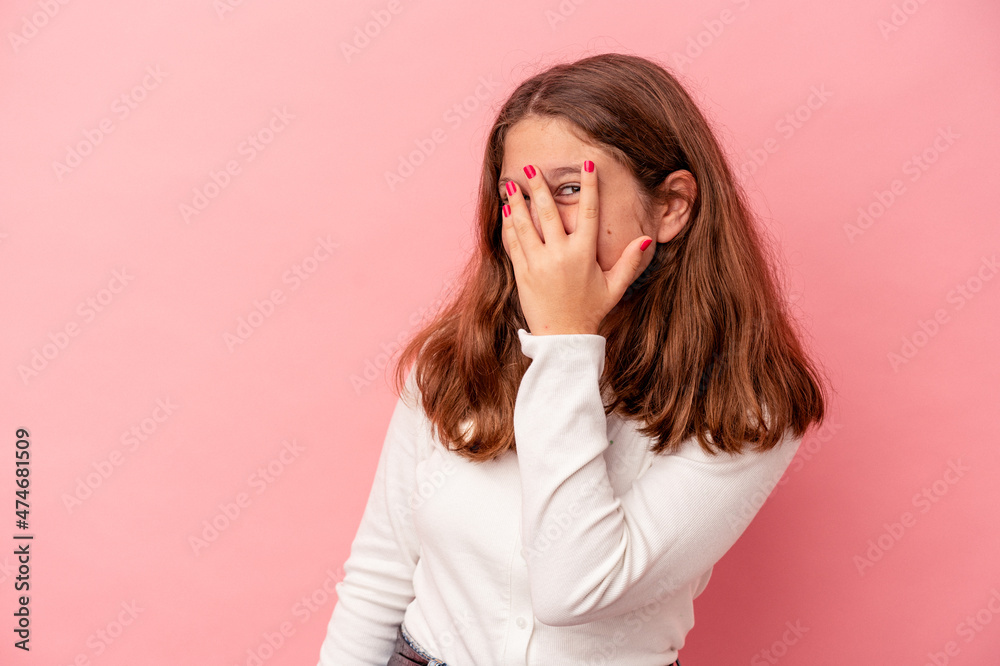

left=499, top=184, right=580, bottom=206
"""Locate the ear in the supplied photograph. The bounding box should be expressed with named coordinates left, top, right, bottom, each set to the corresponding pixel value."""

left=654, top=170, right=697, bottom=244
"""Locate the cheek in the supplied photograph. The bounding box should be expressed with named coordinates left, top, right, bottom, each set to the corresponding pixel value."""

left=595, top=226, right=631, bottom=272
left=595, top=234, right=616, bottom=272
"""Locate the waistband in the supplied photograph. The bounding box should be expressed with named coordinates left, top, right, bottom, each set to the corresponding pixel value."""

left=399, top=622, right=679, bottom=666
left=400, top=622, right=449, bottom=666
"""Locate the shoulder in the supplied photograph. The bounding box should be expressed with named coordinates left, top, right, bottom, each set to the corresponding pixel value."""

left=669, top=426, right=802, bottom=471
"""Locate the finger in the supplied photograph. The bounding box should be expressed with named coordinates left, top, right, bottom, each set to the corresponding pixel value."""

left=522, top=164, right=565, bottom=245
left=504, top=178, right=543, bottom=254
left=501, top=200, right=527, bottom=272
left=576, top=158, right=599, bottom=249
left=607, top=235, right=653, bottom=304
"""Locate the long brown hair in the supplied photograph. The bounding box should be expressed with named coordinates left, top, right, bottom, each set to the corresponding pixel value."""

left=390, top=52, right=829, bottom=461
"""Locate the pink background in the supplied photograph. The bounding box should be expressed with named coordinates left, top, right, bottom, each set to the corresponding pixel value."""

left=2, top=0, right=998, bottom=664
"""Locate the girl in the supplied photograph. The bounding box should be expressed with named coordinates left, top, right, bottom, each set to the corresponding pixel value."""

left=318, top=52, right=828, bottom=666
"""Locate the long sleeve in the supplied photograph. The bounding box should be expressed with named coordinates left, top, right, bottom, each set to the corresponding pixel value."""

left=513, top=328, right=802, bottom=627
left=317, top=371, right=424, bottom=666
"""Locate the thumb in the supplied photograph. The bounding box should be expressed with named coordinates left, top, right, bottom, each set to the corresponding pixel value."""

left=608, top=236, right=653, bottom=303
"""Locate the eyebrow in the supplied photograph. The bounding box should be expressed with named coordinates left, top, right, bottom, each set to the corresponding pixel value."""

left=498, top=165, right=583, bottom=192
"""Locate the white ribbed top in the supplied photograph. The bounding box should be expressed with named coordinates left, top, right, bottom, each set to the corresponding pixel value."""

left=318, top=329, right=801, bottom=666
